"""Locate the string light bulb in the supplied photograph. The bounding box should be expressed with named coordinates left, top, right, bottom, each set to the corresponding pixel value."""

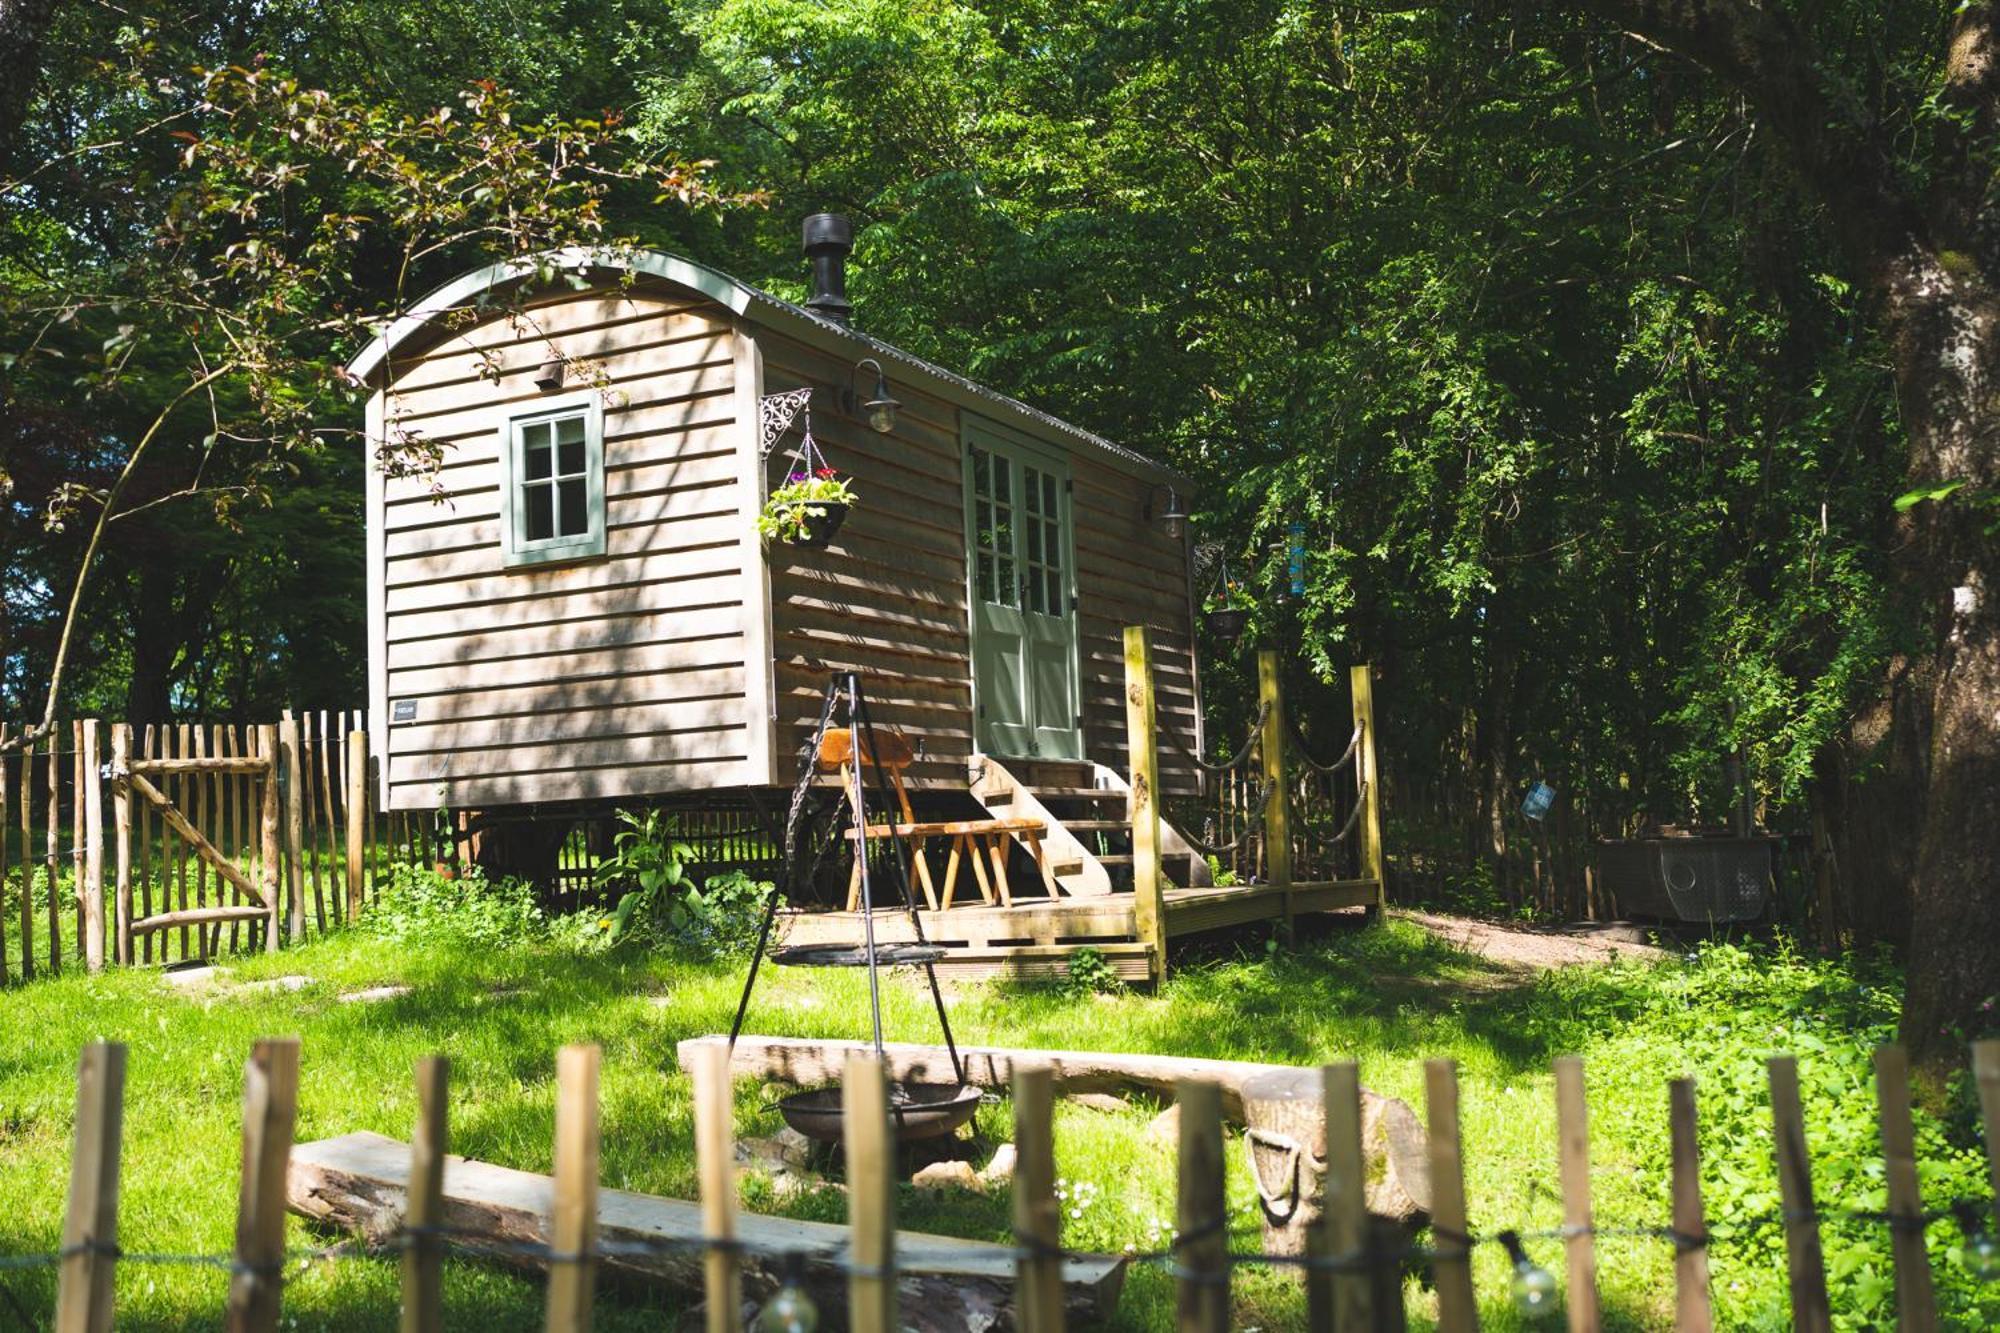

left=1497, top=1230, right=1560, bottom=1320
left=755, top=1282, right=819, bottom=1332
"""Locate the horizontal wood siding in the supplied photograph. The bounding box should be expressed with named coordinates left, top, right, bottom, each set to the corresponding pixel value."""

left=761, top=332, right=974, bottom=789
left=1072, top=459, right=1201, bottom=797
left=376, top=287, right=756, bottom=809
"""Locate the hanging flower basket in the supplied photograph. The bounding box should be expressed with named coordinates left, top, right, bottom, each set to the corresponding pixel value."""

left=1203, top=606, right=1250, bottom=642
left=759, top=466, right=857, bottom=548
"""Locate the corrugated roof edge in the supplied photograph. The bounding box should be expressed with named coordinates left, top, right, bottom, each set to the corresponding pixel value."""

left=342, top=245, right=1189, bottom=488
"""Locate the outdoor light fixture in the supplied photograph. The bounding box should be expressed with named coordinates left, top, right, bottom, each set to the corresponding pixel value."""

left=1147, top=486, right=1189, bottom=540
left=842, top=356, right=900, bottom=434
left=533, top=356, right=565, bottom=392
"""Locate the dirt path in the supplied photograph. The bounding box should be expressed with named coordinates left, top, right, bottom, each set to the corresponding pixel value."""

left=1396, top=909, right=1671, bottom=971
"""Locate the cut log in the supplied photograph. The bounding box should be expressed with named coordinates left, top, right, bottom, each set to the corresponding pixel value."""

left=679, top=1036, right=1431, bottom=1218
left=287, top=1132, right=1125, bottom=1332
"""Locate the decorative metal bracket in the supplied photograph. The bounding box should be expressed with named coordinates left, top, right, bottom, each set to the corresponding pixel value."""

left=759, top=387, right=816, bottom=459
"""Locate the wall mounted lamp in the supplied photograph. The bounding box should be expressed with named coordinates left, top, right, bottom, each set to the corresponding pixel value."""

left=1146, top=485, right=1189, bottom=540
left=840, top=357, right=901, bottom=434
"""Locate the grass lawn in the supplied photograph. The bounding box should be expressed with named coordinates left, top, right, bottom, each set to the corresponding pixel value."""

left=0, top=911, right=1993, bottom=1330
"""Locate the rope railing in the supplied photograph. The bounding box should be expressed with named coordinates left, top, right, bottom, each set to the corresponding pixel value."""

left=1155, top=700, right=1268, bottom=776
left=1288, top=717, right=1363, bottom=775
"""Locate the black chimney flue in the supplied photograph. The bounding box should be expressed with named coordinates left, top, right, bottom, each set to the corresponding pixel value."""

left=802, top=213, right=854, bottom=327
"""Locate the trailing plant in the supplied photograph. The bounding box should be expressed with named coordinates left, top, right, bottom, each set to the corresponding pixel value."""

left=1059, top=944, right=1125, bottom=998
left=757, top=466, right=856, bottom=543
left=590, top=810, right=775, bottom=955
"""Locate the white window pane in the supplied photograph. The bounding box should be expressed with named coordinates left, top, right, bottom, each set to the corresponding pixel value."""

left=555, top=415, right=585, bottom=446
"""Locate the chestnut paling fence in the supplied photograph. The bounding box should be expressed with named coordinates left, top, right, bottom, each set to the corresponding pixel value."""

left=21, top=1036, right=2000, bottom=1332
left=0, top=712, right=414, bottom=976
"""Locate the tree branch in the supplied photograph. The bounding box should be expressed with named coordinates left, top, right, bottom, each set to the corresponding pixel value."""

left=1571, top=0, right=1920, bottom=272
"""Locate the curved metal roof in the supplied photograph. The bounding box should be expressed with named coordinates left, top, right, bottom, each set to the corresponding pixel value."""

left=343, top=246, right=1185, bottom=485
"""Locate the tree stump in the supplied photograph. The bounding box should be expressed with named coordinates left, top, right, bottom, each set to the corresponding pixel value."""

left=1241, top=1066, right=1426, bottom=1321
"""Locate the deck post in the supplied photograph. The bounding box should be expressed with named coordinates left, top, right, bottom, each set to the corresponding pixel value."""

left=1258, top=651, right=1292, bottom=937
left=1349, top=663, right=1386, bottom=917
left=1123, top=625, right=1167, bottom=986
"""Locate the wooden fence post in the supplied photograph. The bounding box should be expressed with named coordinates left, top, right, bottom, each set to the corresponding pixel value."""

left=1766, top=1056, right=1831, bottom=1333
left=55, top=1041, right=125, bottom=1333
left=1258, top=650, right=1292, bottom=936
left=1123, top=626, right=1167, bottom=986
left=1013, top=1063, right=1065, bottom=1333
left=545, top=1044, right=600, bottom=1333
left=1425, top=1058, right=1478, bottom=1333
left=258, top=725, right=280, bottom=952
left=346, top=730, right=368, bottom=919
left=227, top=1037, right=300, bottom=1333
left=1871, top=1045, right=1936, bottom=1332
left=1175, top=1078, right=1229, bottom=1333
left=1349, top=664, right=1385, bottom=915
left=82, top=719, right=104, bottom=971
left=111, top=725, right=132, bottom=966
left=281, top=719, right=304, bottom=943
left=0, top=725, right=10, bottom=984
left=1976, top=1041, right=2000, bottom=1220
left=403, top=1055, right=448, bottom=1333
left=1667, top=1078, right=1713, bottom=1332
left=692, top=1042, right=743, bottom=1333
left=1309, top=1060, right=1373, bottom=1333
left=47, top=726, right=60, bottom=970
left=22, top=735, right=36, bottom=979
left=844, top=1051, right=896, bottom=1333
left=1554, top=1056, right=1600, bottom=1332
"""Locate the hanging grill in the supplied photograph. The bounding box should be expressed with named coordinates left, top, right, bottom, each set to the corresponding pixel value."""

left=728, top=671, right=971, bottom=1146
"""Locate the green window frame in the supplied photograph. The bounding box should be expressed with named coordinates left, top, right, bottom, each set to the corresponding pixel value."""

left=499, top=393, right=606, bottom=567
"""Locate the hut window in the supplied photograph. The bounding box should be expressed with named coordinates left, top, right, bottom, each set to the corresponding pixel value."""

left=500, top=396, right=605, bottom=567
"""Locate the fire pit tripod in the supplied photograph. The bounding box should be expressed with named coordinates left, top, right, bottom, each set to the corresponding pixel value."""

left=727, top=671, right=979, bottom=1145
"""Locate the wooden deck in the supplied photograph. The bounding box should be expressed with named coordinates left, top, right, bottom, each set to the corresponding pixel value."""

left=774, top=878, right=1380, bottom=981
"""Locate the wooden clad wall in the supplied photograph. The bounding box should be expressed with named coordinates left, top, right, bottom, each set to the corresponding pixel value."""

left=759, top=331, right=976, bottom=790
left=373, top=284, right=762, bottom=809
left=1072, top=454, right=1201, bottom=798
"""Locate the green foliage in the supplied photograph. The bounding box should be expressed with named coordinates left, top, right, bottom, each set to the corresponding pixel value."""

left=364, top=862, right=547, bottom=948
left=1057, top=943, right=1124, bottom=998
left=591, top=809, right=775, bottom=956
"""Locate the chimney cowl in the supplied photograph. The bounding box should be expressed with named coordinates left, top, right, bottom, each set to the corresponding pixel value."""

left=801, top=212, right=854, bottom=327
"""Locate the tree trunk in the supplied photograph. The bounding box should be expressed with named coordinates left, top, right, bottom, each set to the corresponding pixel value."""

left=1876, top=247, right=2000, bottom=1072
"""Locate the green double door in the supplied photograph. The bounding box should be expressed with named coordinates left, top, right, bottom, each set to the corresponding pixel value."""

left=963, top=417, right=1082, bottom=761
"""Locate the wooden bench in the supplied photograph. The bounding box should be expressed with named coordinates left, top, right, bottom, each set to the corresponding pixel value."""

left=821, top=728, right=1058, bottom=910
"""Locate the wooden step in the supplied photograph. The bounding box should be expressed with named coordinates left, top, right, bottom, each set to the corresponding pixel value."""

left=1031, top=786, right=1124, bottom=801
left=1059, top=819, right=1131, bottom=833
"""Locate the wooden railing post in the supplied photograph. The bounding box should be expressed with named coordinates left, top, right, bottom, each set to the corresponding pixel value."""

left=1872, top=1045, right=1937, bottom=1331
left=227, top=1037, right=300, bottom=1333
left=1425, top=1058, right=1478, bottom=1333
left=844, top=1051, right=897, bottom=1333
left=1555, top=1056, right=1601, bottom=1332
left=21, top=735, right=36, bottom=979
left=545, top=1044, right=601, bottom=1333
left=1349, top=664, right=1385, bottom=916
left=1175, top=1078, right=1229, bottom=1332
left=1123, top=625, right=1167, bottom=986
left=56, top=1041, right=125, bottom=1333
left=1013, top=1064, right=1065, bottom=1333
left=692, top=1042, right=743, bottom=1333
left=1767, top=1056, right=1831, bottom=1333
left=82, top=719, right=104, bottom=971
left=0, top=725, right=11, bottom=984
left=1257, top=650, right=1292, bottom=936
left=111, top=725, right=132, bottom=966
left=346, top=730, right=368, bottom=919
left=1976, top=1041, right=2000, bottom=1223
left=403, top=1055, right=449, bottom=1333
left=47, top=725, right=61, bottom=971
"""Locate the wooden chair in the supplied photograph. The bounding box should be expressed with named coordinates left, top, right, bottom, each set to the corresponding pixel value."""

left=822, top=728, right=1057, bottom=911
